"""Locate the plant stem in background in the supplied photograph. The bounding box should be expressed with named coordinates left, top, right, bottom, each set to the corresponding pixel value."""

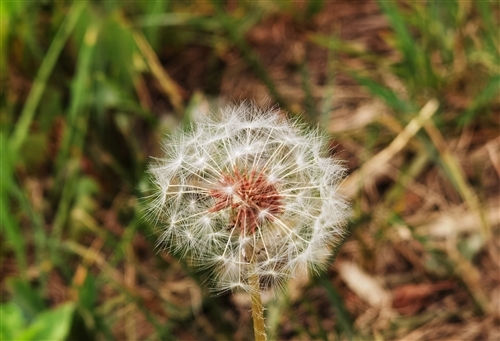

left=249, top=273, right=266, bottom=341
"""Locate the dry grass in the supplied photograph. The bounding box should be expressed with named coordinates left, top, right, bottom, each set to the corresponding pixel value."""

left=3, top=0, right=499, bottom=340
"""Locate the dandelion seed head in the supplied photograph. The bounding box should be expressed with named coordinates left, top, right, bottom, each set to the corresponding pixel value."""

left=148, top=103, right=348, bottom=293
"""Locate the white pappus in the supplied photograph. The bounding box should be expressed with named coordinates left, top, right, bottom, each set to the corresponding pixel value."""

left=147, top=103, right=349, bottom=293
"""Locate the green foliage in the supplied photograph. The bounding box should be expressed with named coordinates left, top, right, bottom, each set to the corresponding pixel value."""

left=1, top=302, right=75, bottom=341
left=3, top=0, right=497, bottom=339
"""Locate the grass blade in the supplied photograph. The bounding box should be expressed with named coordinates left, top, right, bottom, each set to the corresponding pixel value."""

left=342, top=100, right=439, bottom=198
left=319, top=276, right=354, bottom=338
left=9, top=1, right=86, bottom=153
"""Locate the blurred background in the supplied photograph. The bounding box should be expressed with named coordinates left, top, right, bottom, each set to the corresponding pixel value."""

left=2, top=0, right=499, bottom=340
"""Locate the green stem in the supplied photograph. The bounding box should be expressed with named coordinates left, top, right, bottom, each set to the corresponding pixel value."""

left=249, top=274, right=267, bottom=341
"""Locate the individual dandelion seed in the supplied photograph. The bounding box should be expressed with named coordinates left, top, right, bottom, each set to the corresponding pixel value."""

left=147, top=103, right=349, bottom=340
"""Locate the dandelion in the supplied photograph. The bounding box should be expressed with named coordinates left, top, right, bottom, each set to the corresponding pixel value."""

left=148, top=103, right=348, bottom=340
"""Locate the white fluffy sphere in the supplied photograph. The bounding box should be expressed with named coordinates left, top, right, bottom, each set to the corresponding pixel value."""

left=148, top=104, right=348, bottom=292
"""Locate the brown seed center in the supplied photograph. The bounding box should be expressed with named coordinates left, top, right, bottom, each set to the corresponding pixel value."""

left=209, top=168, right=283, bottom=234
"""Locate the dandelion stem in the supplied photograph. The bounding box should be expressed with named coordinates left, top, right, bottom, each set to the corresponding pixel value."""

left=249, top=273, right=267, bottom=341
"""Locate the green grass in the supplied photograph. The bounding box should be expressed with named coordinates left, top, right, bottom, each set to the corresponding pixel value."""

left=3, top=0, right=499, bottom=340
